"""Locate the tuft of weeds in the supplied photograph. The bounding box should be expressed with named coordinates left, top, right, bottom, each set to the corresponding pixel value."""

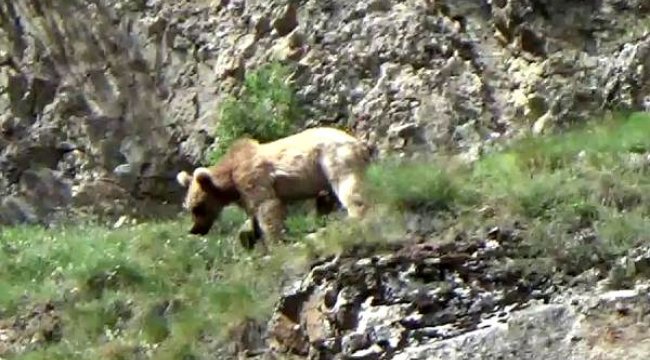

left=365, top=157, right=467, bottom=211
left=299, top=204, right=408, bottom=259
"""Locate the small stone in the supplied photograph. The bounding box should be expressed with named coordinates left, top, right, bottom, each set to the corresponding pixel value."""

left=0, top=196, right=39, bottom=225
left=356, top=258, right=373, bottom=267
left=368, top=0, right=392, bottom=12
left=214, top=54, right=245, bottom=80
left=173, top=35, right=192, bottom=50
left=56, top=142, right=77, bottom=152
left=287, top=28, right=306, bottom=48
left=267, top=35, right=306, bottom=62
left=252, top=14, right=271, bottom=38
left=643, top=95, right=650, bottom=112
left=519, top=27, right=546, bottom=57
left=349, top=344, right=383, bottom=360
left=487, top=226, right=500, bottom=239
left=143, top=16, right=168, bottom=37
left=0, top=49, right=10, bottom=65
left=341, top=332, right=369, bottom=354
left=526, top=94, right=547, bottom=117
left=236, top=34, right=257, bottom=59
left=615, top=302, right=631, bottom=316
left=387, top=122, right=420, bottom=139
left=113, top=163, right=133, bottom=176
left=113, top=215, right=128, bottom=229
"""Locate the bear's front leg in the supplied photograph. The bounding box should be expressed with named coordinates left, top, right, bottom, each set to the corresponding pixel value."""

left=256, top=198, right=287, bottom=248
left=233, top=163, right=287, bottom=253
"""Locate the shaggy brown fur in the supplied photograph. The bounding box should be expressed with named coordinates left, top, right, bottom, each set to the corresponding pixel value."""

left=176, top=127, right=374, bottom=252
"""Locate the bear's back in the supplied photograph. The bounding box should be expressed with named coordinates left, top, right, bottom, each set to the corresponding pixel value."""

left=255, top=127, right=365, bottom=200
left=260, top=127, right=357, bottom=153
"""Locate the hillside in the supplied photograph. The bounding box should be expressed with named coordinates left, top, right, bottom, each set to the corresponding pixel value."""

left=2, top=112, right=650, bottom=359
left=0, top=0, right=649, bottom=359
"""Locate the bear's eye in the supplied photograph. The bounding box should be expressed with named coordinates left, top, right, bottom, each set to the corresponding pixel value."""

left=192, top=204, right=207, bottom=217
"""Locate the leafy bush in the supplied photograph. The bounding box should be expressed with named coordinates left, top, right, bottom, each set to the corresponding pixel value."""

left=208, top=62, right=305, bottom=162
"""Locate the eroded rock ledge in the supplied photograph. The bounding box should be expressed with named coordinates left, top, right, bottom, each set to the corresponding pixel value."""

left=253, top=238, right=650, bottom=360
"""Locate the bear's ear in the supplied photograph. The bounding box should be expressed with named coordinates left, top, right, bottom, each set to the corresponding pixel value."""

left=176, top=171, right=192, bottom=188
left=193, top=167, right=220, bottom=195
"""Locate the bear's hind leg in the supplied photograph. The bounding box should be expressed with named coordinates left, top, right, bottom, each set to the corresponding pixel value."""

left=315, top=189, right=341, bottom=217
left=238, top=216, right=263, bottom=250
left=330, top=172, right=367, bottom=219
left=320, top=146, right=369, bottom=220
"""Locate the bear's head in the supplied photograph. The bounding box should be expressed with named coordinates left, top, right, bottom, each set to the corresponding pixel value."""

left=176, top=167, right=232, bottom=235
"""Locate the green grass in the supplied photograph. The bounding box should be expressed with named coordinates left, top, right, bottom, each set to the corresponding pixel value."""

left=0, top=211, right=272, bottom=359
left=0, top=204, right=401, bottom=359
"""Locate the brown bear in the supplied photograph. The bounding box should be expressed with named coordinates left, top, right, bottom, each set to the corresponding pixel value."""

left=176, top=126, right=374, bottom=252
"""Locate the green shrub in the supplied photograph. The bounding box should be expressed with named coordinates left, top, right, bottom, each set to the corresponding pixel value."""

left=208, top=62, right=305, bottom=162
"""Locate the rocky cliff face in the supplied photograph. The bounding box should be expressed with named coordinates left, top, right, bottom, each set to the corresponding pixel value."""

left=0, top=0, right=648, bottom=225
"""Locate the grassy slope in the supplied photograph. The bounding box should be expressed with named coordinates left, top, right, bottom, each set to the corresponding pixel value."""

left=0, top=205, right=402, bottom=359
left=1, top=111, right=650, bottom=359
left=369, top=111, right=650, bottom=276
